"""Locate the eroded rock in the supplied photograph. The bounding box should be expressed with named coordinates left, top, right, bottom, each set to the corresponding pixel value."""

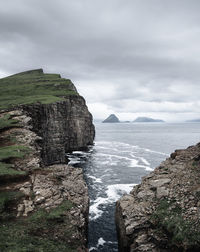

left=116, top=143, right=200, bottom=251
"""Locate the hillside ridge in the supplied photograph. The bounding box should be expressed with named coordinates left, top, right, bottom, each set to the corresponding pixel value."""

left=0, top=69, right=95, bottom=251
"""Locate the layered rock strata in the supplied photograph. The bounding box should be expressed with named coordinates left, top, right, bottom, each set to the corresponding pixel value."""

left=116, top=143, right=200, bottom=252
left=0, top=70, right=95, bottom=251
left=23, top=96, right=95, bottom=165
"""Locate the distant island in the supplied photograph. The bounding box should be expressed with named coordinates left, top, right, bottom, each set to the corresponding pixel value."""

left=133, top=117, right=165, bottom=123
left=186, top=119, right=200, bottom=122
left=102, top=114, right=120, bottom=123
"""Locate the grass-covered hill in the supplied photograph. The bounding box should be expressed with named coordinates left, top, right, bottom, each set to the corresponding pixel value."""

left=0, top=69, right=78, bottom=110
left=0, top=68, right=79, bottom=185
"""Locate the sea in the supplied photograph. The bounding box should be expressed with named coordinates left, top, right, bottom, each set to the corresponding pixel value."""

left=67, top=122, right=200, bottom=252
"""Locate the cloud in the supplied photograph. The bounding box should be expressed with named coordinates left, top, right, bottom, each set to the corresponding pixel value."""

left=0, top=0, right=200, bottom=121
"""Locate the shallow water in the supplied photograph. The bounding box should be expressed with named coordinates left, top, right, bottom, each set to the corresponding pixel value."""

left=67, top=122, right=200, bottom=251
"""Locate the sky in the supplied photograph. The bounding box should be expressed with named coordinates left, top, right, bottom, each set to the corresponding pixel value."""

left=0, top=0, right=200, bottom=122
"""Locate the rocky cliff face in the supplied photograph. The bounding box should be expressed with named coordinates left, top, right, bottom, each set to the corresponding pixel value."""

left=0, top=70, right=95, bottom=251
left=116, top=143, right=200, bottom=252
left=23, top=96, right=95, bottom=165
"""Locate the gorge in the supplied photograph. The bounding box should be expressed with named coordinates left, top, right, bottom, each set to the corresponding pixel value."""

left=1, top=69, right=200, bottom=252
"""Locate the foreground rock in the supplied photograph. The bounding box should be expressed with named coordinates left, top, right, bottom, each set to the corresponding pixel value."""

left=116, top=143, right=200, bottom=251
left=0, top=70, right=95, bottom=251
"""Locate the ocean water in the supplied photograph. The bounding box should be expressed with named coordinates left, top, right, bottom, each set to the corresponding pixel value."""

left=67, top=122, right=200, bottom=252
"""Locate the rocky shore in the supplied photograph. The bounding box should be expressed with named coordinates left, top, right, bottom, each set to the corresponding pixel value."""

left=116, top=143, right=200, bottom=251
left=0, top=70, right=95, bottom=251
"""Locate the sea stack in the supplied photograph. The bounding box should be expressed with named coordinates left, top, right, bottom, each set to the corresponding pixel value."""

left=103, top=114, right=120, bottom=123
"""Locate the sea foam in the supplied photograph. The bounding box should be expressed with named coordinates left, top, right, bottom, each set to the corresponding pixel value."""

left=89, top=183, right=136, bottom=220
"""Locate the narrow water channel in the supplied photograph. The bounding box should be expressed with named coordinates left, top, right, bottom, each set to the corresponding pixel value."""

left=67, top=122, right=200, bottom=251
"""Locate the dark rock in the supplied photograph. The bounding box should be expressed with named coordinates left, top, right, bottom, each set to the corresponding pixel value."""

left=23, top=96, right=95, bottom=165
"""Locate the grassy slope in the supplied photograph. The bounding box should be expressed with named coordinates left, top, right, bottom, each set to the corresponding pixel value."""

left=0, top=70, right=81, bottom=251
left=0, top=114, right=29, bottom=179
left=0, top=68, right=78, bottom=110
left=0, top=199, right=78, bottom=252
left=0, top=69, right=78, bottom=178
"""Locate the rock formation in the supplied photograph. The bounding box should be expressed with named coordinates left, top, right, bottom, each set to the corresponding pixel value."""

left=0, top=69, right=95, bottom=251
left=133, top=117, right=164, bottom=123
left=23, top=96, right=95, bottom=165
left=103, top=114, right=120, bottom=123
left=116, top=143, right=200, bottom=251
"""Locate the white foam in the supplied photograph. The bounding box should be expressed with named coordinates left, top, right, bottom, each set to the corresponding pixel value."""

left=97, top=153, right=137, bottom=163
left=88, top=175, right=102, bottom=183
left=97, top=237, right=106, bottom=247
left=139, top=157, right=150, bottom=165
left=106, top=184, right=136, bottom=202
left=89, top=247, right=97, bottom=251
left=89, top=237, right=107, bottom=251
left=110, top=162, right=117, bottom=166
left=95, top=140, right=168, bottom=156
left=68, top=159, right=81, bottom=165
left=89, top=197, right=105, bottom=220
left=89, top=183, right=136, bottom=220
left=145, top=167, right=154, bottom=171
left=72, top=151, right=86, bottom=154
left=101, top=160, right=111, bottom=165
left=143, top=148, right=168, bottom=156
left=130, top=159, right=138, bottom=167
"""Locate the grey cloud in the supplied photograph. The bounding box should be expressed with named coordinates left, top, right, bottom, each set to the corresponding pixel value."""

left=0, top=0, right=200, bottom=120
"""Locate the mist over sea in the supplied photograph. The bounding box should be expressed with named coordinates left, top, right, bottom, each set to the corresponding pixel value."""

left=68, top=122, right=200, bottom=252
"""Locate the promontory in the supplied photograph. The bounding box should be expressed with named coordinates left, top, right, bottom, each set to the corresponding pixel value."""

left=0, top=69, right=95, bottom=251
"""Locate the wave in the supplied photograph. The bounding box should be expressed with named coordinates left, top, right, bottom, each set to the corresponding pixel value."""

left=95, top=140, right=168, bottom=156
left=89, top=183, right=136, bottom=220
left=94, top=152, right=152, bottom=170
left=88, top=175, right=103, bottom=183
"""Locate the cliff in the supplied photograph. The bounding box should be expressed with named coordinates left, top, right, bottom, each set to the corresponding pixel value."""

left=0, top=69, right=95, bottom=251
left=23, top=96, right=95, bottom=165
left=116, top=143, right=200, bottom=251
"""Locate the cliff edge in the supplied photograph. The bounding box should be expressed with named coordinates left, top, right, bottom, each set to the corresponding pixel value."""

left=0, top=69, right=95, bottom=251
left=116, top=143, right=200, bottom=251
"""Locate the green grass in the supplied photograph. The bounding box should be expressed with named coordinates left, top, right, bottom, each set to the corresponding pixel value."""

left=0, top=114, right=19, bottom=131
left=30, top=200, right=74, bottom=222
left=0, top=145, right=30, bottom=179
left=0, top=114, right=31, bottom=179
left=0, top=200, right=78, bottom=252
left=0, top=162, right=26, bottom=176
left=0, top=191, right=24, bottom=213
left=151, top=199, right=200, bottom=249
left=0, top=69, right=78, bottom=110
left=0, top=145, right=30, bottom=161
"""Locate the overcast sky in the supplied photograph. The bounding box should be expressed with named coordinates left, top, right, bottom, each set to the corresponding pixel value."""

left=1, top=0, right=200, bottom=122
